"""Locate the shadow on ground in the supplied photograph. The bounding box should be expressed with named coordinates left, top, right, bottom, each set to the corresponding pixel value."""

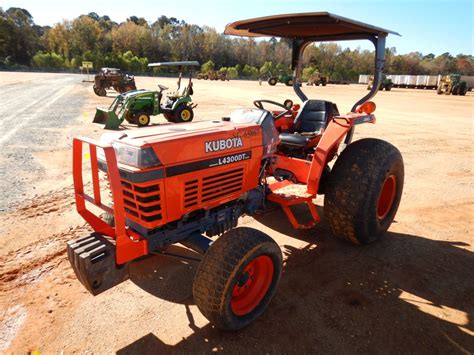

left=120, top=207, right=473, bottom=354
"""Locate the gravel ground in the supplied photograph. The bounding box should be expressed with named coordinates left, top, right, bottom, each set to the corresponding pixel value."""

left=0, top=74, right=88, bottom=210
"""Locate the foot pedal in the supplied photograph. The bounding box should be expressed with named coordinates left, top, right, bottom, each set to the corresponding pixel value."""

left=67, top=233, right=129, bottom=295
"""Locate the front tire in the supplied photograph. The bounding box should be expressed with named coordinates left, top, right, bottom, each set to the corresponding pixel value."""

left=135, top=112, right=150, bottom=127
left=268, top=78, right=277, bottom=86
left=193, top=227, right=282, bottom=330
left=324, top=138, right=404, bottom=245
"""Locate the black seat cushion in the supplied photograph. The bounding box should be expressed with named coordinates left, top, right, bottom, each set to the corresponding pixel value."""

left=279, top=100, right=339, bottom=148
left=279, top=133, right=310, bottom=147
left=292, top=100, right=337, bottom=133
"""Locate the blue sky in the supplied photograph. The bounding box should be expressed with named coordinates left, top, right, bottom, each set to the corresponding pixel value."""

left=3, top=0, right=473, bottom=55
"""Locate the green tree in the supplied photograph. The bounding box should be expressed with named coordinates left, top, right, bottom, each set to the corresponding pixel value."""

left=242, top=64, right=258, bottom=78
left=1, top=8, right=41, bottom=64
left=226, top=67, right=238, bottom=79
left=201, top=59, right=214, bottom=73
left=259, top=61, right=273, bottom=75
left=32, top=51, right=64, bottom=68
left=70, top=16, right=102, bottom=56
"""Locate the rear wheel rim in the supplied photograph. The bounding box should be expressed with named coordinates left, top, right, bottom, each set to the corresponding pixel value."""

left=231, top=255, right=273, bottom=316
left=181, top=109, right=191, bottom=121
left=377, top=175, right=396, bottom=220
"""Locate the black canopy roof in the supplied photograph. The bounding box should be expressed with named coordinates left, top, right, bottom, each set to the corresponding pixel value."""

left=224, top=12, right=399, bottom=39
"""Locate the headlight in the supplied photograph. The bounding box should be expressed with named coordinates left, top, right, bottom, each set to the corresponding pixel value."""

left=111, top=143, right=161, bottom=169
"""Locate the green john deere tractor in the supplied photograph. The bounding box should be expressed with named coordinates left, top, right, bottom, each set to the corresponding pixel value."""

left=267, top=71, right=294, bottom=86
left=93, top=61, right=199, bottom=129
left=367, top=74, right=393, bottom=91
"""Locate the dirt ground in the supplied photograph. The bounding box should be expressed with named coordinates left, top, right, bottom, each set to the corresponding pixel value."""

left=0, top=72, right=473, bottom=354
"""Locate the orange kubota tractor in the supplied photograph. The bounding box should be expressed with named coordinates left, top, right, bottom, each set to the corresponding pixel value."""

left=68, top=13, right=403, bottom=331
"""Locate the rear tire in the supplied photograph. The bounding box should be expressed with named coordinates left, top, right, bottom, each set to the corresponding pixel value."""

left=98, top=87, right=106, bottom=97
left=163, top=112, right=174, bottom=122
left=324, top=138, right=404, bottom=245
left=193, top=227, right=282, bottom=330
left=285, top=79, right=293, bottom=86
left=173, top=105, right=194, bottom=123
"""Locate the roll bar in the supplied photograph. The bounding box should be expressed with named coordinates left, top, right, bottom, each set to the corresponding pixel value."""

left=225, top=12, right=399, bottom=144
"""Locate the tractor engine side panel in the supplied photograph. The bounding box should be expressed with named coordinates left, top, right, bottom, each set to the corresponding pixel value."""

left=116, top=124, right=264, bottom=230
left=164, top=146, right=263, bottom=223
left=160, top=125, right=264, bottom=224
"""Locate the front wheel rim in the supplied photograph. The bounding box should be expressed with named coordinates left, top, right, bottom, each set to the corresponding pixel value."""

left=138, top=115, right=148, bottom=125
left=231, top=255, right=273, bottom=316
left=377, top=175, right=397, bottom=220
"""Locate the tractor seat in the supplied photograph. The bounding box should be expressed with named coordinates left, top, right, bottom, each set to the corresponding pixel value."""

left=278, top=133, right=310, bottom=147
left=279, top=100, right=339, bottom=147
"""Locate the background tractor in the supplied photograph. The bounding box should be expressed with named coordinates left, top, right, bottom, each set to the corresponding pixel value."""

left=367, top=74, right=393, bottom=91
left=93, top=67, right=136, bottom=96
left=93, top=61, right=198, bottom=129
left=437, top=74, right=468, bottom=95
left=197, top=70, right=229, bottom=81
left=261, top=71, right=294, bottom=86
left=69, top=13, right=403, bottom=331
left=306, top=71, right=328, bottom=86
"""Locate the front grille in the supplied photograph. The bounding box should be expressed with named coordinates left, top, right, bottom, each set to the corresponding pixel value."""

left=184, top=168, right=244, bottom=209
left=120, top=179, right=163, bottom=225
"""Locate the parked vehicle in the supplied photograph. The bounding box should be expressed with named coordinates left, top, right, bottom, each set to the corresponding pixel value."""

left=367, top=74, right=393, bottom=91
left=306, top=71, right=328, bottom=86
left=197, top=70, right=229, bottom=81
left=69, top=12, right=403, bottom=331
left=93, top=68, right=136, bottom=96
left=93, top=61, right=199, bottom=129
left=437, top=74, right=468, bottom=95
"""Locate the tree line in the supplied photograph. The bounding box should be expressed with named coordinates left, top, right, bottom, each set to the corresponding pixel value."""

left=1, top=7, right=473, bottom=81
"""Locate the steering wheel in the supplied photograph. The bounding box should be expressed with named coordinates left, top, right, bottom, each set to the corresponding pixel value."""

left=253, top=99, right=293, bottom=120
left=158, top=84, right=169, bottom=92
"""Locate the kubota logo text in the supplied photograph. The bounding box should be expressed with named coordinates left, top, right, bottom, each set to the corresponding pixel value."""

left=205, top=137, right=243, bottom=153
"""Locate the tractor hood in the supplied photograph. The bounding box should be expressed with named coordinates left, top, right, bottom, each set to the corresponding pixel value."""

left=114, top=120, right=249, bottom=145
left=101, top=119, right=265, bottom=166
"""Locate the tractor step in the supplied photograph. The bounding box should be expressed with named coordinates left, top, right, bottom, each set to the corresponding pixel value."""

left=67, top=233, right=129, bottom=295
left=267, top=180, right=320, bottom=229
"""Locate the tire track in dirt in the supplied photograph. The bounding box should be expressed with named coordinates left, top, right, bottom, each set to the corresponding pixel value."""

left=0, top=185, right=94, bottom=291
left=14, top=186, right=77, bottom=219
left=0, top=223, right=90, bottom=291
